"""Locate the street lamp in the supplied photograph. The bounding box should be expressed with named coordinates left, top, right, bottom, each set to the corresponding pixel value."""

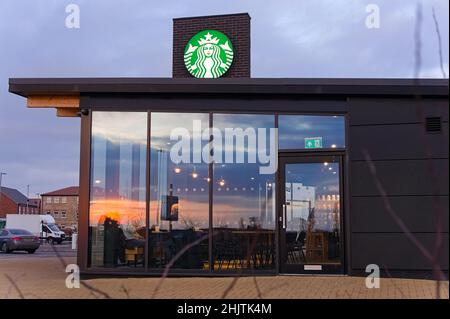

left=0, top=172, right=6, bottom=214
left=26, top=184, right=30, bottom=214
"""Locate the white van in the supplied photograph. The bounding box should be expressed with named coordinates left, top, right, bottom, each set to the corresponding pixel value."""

left=6, top=214, right=66, bottom=244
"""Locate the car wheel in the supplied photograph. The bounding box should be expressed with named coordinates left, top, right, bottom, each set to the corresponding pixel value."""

left=1, top=242, right=11, bottom=253
left=47, top=237, right=54, bottom=245
left=27, top=249, right=36, bottom=254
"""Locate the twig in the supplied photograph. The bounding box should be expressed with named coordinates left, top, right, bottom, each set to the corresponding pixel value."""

left=49, top=243, right=112, bottom=299
left=413, top=2, right=448, bottom=299
left=221, top=230, right=264, bottom=298
left=121, top=285, right=131, bottom=299
left=252, top=276, right=263, bottom=299
left=150, top=233, right=209, bottom=298
left=221, top=275, right=240, bottom=299
left=4, top=274, right=25, bottom=299
left=431, top=7, right=447, bottom=78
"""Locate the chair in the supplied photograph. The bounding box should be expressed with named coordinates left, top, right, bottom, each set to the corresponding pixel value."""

left=125, top=247, right=144, bottom=267
left=286, top=231, right=306, bottom=264
left=305, top=231, right=328, bottom=262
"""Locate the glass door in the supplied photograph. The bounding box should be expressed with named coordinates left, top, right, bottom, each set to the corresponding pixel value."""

left=279, top=155, right=344, bottom=274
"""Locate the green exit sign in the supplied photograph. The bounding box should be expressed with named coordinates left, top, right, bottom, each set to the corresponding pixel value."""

left=305, top=137, right=323, bottom=149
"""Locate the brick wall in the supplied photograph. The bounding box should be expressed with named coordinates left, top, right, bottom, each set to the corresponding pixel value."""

left=0, top=195, right=18, bottom=218
left=173, top=13, right=251, bottom=78
left=41, top=195, right=79, bottom=229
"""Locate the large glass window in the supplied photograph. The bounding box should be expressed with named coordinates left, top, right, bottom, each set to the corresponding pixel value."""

left=149, top=113, right=210, bottom=270
left=279, top=115, right=345, bottom=150
left=212, top=114, right=276, bottom=271
left=87, top=111, right=345, bottom=273
left=89, top=112, right=147, bottom=268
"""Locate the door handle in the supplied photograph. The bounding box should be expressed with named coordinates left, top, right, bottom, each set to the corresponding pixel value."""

left=282, top=204, right=287, bottom=229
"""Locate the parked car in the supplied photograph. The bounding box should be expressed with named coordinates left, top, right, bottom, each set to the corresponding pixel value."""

left=6, top=214, right=65, bottom=244
left=0, top=228, right=41, bottom=253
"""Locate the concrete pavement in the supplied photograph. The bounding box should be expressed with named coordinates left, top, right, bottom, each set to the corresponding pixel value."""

left=0, top=247, right=448, bottom=299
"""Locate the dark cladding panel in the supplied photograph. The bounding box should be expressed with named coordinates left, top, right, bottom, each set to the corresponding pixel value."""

left=85, top=95, right=347, bottom=113
left=173, top=13, right=250, bottom=78
left=351, top=233, right=449, bottom=270
left=348, top=98, right=449, bottom=125
left=349, top=123, right=449, bottom=160
left=351, top=196, right=449, bottom=233
left=350, top=159, right=449, bottom=196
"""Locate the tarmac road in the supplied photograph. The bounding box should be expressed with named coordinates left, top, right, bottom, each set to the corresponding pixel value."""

left=0, top=241, right=76, bottom=259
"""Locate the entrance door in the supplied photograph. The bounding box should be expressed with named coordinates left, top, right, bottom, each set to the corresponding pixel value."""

left=279, top=155, right=344, bottom=274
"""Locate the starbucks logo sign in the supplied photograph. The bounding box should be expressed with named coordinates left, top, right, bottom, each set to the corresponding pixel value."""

left=184, top=30, right=234, bottom=78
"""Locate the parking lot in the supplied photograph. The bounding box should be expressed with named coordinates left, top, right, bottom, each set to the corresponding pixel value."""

left=0, top=241, right=76, bottom=260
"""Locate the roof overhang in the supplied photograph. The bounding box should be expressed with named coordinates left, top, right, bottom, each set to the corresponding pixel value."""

left=8, top=77, right=449, bottom=117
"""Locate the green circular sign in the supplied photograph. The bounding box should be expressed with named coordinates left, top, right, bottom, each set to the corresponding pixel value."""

left=184, top=30, right=234, bottom=78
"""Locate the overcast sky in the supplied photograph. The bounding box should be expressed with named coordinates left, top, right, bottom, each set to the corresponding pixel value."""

left=0, top=0, right=448, bottom=197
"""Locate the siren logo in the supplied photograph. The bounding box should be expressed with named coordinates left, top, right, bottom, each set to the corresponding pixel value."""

left=184, top=30, right=234, bottom=78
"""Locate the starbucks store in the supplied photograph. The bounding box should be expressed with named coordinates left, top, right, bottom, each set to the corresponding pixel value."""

left=8, top=13, right=449, bottom=278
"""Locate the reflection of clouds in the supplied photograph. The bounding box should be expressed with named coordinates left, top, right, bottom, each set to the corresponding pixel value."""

left=89, top=198, right=145, bottom=226
left=213, top=193, right=274, bottom=227
left=150, top=113, right=276, bottom=159
left=287, top=163, right=340, bottom=196
left=89, top=195, right=273, bottom=230
left=214, top=114, right=275, bottom=129
left=279, top=115, right=345, bottom=148
left=151, top=113, right=209, bottom=151
left=92, top=112, right=147, bottom=145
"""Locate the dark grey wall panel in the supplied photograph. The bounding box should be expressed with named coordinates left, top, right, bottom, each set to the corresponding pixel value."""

left=85, top=95, right=347, bottom=113
left=351, top=233, right=449, bottom=270
left=348, top=98, right=449, bottom=125
left=350, top=159, right=449, bottom=196
left=349, top=123, right=449, bottom=160
left=350, top=196, right=449, bottom=232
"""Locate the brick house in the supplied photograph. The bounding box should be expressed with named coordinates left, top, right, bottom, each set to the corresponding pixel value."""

left=41, top=186, right=79, bottom=230
left=0, top=186, right=39, bottom=218
left=28, top=198, right=41, bottom=212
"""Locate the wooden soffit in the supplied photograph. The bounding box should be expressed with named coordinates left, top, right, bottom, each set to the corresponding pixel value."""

left=27, top=95, right=80, bottom=117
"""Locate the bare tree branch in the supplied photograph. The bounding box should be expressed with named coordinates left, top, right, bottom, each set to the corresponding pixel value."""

left=412, top=2, right=448, bottom=299
left=49, top=243, right=113, bottom=299
left=432, top=7, right=447, bottom=78
left=4, top=274, right=25, bottom=299
left=150, top=233, right=209, bottom=298
left=252, top=276, right=263, bottom=299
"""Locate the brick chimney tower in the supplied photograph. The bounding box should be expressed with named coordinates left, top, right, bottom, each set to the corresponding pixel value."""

left=172, top=13, right=251, bottom=78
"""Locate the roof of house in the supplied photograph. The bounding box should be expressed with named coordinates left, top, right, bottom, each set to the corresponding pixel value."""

left=0, top=187, right=30, bottom=205
left=41, top=186, right=79, bottom=197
